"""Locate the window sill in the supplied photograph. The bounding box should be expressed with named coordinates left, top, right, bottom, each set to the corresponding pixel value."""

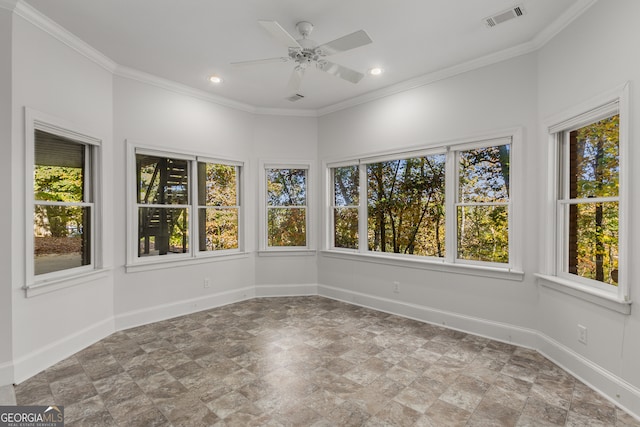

left=535, top=274, right=631, bottom=314
left=126, top=251, right=250, bottom=273
left=320, top=250, right=524, bottom=281
left=257, top=249, right=317, bottom=257
left=24, top=268, right=111, bottom=298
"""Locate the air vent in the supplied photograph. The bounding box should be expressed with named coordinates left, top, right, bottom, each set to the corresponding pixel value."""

left=484, top=5, right=526, bottom=28
left=286, top=94, right=305, bottom=102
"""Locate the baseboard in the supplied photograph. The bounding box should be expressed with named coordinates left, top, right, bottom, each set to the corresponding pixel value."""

left=318, top=284, right=539, bottom=348
left=12, top=317, right=115, bottom=385
left=255, top=283, right=318, bottom=297
left=0, top=360, right=13, bottom=387
left=114, top=286, right=255, bottom=331
left=537, top=333, right=640, bottom=420
left=317, top=284, right=640, bottom=421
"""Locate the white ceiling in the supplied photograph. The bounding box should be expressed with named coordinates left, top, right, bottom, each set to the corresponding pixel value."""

left=22, top=0, right=592, bottom=113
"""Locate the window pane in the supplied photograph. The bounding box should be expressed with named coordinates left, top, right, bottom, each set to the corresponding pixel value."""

left=137, top=154, right=189, bottom=205
left=457, top=205, right=508, bottom=263
left=367, top=155, right=446, bottom=257
left=34, top=131, right=85, bottom=203
left=268, top=208, right=306, bottom=247
left=138, top=207, right=188, bottom=256
left=334, top=165, right=359, bottom=206
left=199, top=208, right=238, bottom=251
left=267, top=169, right=306, bottom=206
left=568, top=202, right=618, bottom=285
left=198, top=163, right=237, bottom=206
left=334, top=207, right=358, bottom=249
left=569, top=115, right=619, bottom=199
left=459, top=144, right=510, bottom=203
left=34, top=205, right=90, bottom=275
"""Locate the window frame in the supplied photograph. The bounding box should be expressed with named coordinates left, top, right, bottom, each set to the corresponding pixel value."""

left=196, top=156, right=243, bottom=254
left=25, top=108, right=104, bottom=296
left=539, top=83, right=630, bottom=308
left=324, top=130, right=522, bottom=278
left=329, top=162, right=360, bottom=252
left=452, top=138, right=513, bottom=268
left=259, top=160, right=313, bottom=253
left=126, top=141, right=246, bottom=270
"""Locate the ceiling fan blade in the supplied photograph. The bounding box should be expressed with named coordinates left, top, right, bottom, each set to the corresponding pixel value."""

left=258, top=20, right=301, bottom=48
left=231, top=57, right=289, bottom=67
left=317, top=30, right=372, bottom=56
left=317, top=61, right=364, bottom=84
left=286, top=67, right=305, bottom=95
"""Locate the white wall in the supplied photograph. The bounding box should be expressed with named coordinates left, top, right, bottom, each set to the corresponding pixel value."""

left=252, top=115, right=319, bottom=295
left=0, top=7, right=14, bottom=385
left=10, top=14, right=115, bottom=382
left=4, top=1, right=640, bottom=418
left=537, top=0, right=640, bottom=414
left=317, top=53, right=540, bottom=334
left=112, top=77, right=320, bottom=326
left=112, top=76, right=256, bottom=328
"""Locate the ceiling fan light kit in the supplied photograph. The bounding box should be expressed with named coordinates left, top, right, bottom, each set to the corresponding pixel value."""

left=232, top=20, right=373, bottom=101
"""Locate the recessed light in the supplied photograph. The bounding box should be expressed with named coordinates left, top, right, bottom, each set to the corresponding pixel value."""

left=368, top=67, right=384, bottom=76
left=209, top=75, right=222, bottom=84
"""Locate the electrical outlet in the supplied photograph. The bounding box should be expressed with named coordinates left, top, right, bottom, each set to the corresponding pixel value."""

left=204, top=277, right=210, bottom=288
left=578, top=324, right=588, bottom=344
left=393, top=281, right=400, bottom=293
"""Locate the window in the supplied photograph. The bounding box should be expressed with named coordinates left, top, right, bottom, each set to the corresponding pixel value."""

left=26, top=109, right=103, bottom=291
left=366, top=154, right=446, bottom=257
left=557, top=113, right=620, bottom=289
left=136, top=154, right=189, bottom=257
left=129, top=143, right=243, bottom=267
left=540, top=84, right=629, bottom=308
left=331, top=165, right=359, bottom=249
left=265, top=167, right=308, bottom=248
left=33, top=130, right=95, bottom=275
left=326, top=135, right=518, bottom=273
left=456, top=143, right=510, bottom=264
left=197, top=161, right=240, bottom=251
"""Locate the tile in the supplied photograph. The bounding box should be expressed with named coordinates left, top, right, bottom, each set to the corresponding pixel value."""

left=49, top=372, right=98, bottom=404
left=466, top=398, right=520, bottom=427
left=12, top=296, right=639, bottom=427
left=521, top=396, right=568, bottom=426
left=373, top=400, right=421, bottom=425
left=423, top=398, right=472, bottom=426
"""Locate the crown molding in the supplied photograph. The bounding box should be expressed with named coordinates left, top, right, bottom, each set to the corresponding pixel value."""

left=114, top=65, right=319, bottom=117
left=7, top=0, right=599, bottom=119
left=12, top=0, right=117, bottom=72
left=317, top=40, right=537, bottom=116
left=114, top=65, right=256, bottom=114
left=0, top=0, right=17, bottom=11
left=531, top=0, right=599, bottom=49
left=316, top=0, right=600, bottom=116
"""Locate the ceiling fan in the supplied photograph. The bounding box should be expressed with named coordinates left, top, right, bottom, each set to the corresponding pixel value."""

left=232, top=21, right=373, bottom=101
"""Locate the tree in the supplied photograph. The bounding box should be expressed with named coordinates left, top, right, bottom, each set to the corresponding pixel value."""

left=34, top=165, right=84, bottom=237
left=366, top=154, right=446, bottom=257
left=569, top=115, right=619, bottom=285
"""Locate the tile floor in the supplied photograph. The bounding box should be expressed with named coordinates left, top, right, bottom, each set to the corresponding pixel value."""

left=13, top=296, right=640, bottom=426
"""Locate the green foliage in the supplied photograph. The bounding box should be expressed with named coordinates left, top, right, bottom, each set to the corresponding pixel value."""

left=367, top=155, right=446, bottom=256
left=267, top=169, right=307, bottom=247
left=457, top=145, right=510, bottom=263
left=199, top=163, right=239, bottom=250
left=569, top=115, right=619, bottom=285
left=34, top=165, right=84, bottom=237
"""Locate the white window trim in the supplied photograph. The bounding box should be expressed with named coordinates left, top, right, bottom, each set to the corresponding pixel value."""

left=259, top=160, right=314, bottom=253
left=126, top=140, right=247, bottom=270
left=24, top=107, right=105, bottom=296
left=323, top=128, right=523, bottom=278
left=539, top=82, right=630, bottom=312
